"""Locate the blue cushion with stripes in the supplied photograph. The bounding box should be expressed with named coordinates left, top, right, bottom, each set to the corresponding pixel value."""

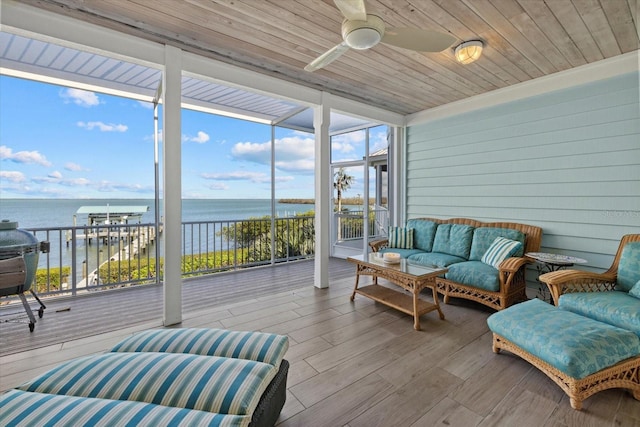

left=388, top=226, right=414, bottom=249
left=15, top=352, right=276, bottom=418
left=0, top=389, right=244, bottom=427
left=110, top=328, right=289, bottom=369
left=480, top=237, right=522, bottom=269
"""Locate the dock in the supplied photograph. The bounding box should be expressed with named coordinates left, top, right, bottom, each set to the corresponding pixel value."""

left=65, top=204, right=162, bottom=288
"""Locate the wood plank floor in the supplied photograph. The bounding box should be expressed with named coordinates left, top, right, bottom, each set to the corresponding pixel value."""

left=1, top=258, right=638, bottom=426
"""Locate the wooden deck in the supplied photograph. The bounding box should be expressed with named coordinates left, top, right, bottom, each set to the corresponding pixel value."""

left=1, top=258, right=637, bottom=426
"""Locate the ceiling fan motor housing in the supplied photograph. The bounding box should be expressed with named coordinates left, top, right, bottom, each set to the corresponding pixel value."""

left=342, top=15, right=385, bottom=50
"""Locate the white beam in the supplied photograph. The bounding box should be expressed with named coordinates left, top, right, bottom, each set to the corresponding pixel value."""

left=314, top=93, right=331, bottom=289
left=162, top=45, right=182, bottom=326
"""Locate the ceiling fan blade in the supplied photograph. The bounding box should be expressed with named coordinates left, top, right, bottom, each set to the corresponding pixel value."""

left=304, top=42, right=350, bottom=72
left=382, top=28, right=457, bottom=52
left=334, top=0, right=367, bottom=21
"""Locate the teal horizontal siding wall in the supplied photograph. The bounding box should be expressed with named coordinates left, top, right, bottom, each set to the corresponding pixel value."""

left=406, top=72, right=639, bottom=274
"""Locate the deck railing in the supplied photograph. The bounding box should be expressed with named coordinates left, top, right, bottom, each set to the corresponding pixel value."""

left=19, top=215, right=315, bottom=298
left=335, top=206, right=388, bottom=241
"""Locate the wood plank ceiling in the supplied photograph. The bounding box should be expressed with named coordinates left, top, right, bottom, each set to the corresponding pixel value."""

left=19, top=0, right=639, bottom=116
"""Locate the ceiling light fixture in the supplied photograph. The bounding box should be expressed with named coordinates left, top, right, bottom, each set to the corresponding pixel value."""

left=454, top=40, right=483, bottom=64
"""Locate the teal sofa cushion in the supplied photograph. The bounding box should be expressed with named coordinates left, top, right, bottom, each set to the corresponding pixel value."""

left=432, top=224, right=474, bottom=259
left=445, top=261, right=499, bottom=292
left=469, top=227, right=526, bottom=260
left=408, top=252, right=467, bottom=268
left=488, top=298, right=640, bottom=379
left=558, top=291, right=640, bottom=337
left=406, top=219, right=438, bottom=252
left=379, top=247, right=425, bottom=259
left=617, top=242, right=640, bottom=292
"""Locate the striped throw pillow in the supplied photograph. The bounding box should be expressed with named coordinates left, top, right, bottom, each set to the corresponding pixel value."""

left=388, top=227, right=414, bottom=249
left=481, top=237, right=523, bottom=269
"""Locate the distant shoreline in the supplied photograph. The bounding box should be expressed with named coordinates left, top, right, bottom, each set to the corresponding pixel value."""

left=278, top=198, right=364, bottom=205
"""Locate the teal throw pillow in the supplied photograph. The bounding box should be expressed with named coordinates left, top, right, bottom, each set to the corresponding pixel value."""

left=388, top=227, right=414, bottom=249
left=629, top=280, right=640, bottom=299
left=481, top=237, right=523, bottom=269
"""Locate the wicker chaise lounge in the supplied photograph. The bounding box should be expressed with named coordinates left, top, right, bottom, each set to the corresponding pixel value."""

left=488, top=234, right=640, bottom=409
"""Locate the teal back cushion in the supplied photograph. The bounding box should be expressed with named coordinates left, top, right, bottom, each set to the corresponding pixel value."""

left=469, top=227, right=526, bottom=260
left=432, top=224, right=474, bottom=259
left=618, top=242, right=640, bottom=292
left=406, top=219, right=438, bottom=252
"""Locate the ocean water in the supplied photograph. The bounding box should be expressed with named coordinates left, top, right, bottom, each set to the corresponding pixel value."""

left=0, top=199, right=316, bottom=275
left=0, top=198, right=315, bottom=229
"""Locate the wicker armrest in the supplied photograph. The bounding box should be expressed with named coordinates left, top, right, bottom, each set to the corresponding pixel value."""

left=539, top=270, right=617, bottom=306
left=498, top=256, right=531, bottom=274
left=369, top=239, right=388, bottom=253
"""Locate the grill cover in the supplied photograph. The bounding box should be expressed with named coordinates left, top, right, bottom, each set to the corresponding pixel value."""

left=0, top=220, right=39, bottom=295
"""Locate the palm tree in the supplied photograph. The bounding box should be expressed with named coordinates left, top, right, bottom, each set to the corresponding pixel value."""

left=334, top=168, right=354, bottom=241
left=334, top=168, right=354, bottom=213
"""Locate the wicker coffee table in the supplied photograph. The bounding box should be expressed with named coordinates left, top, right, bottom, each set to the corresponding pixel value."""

left=347, top=254, right=447, bottom=330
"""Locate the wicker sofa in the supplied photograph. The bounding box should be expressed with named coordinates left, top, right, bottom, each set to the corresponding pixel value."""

left=370, top=217, right=543, bottom=310
left=0, top=328, right=289, bottom=427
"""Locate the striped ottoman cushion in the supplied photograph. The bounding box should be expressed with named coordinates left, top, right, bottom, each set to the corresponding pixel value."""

left=110, top=328, right=288, bottom=368
left=0, top=389, right=245, bottom=427
left=15, top=352, right=276, bottom=419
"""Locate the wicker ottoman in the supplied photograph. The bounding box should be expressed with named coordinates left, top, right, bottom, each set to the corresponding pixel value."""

left=487, top=298, right=640, bottom=410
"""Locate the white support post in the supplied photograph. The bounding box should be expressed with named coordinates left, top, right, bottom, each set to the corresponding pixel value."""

left=314, top=95, right=331, bottom=288
left=162, top=45, right=182, bottom=325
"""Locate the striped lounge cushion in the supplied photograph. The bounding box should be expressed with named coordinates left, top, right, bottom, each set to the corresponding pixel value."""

left=110, top=328, right=289, bottom=368
left=0, top=389, right=244, bottom=427
left=15, top=352, right=276, bottom=422
left=388, top=226, right=414, bottom=249
left=481, top=237, right=523, bottom=269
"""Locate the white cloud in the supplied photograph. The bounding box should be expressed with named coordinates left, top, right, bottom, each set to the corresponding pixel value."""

left=230, top=136, right=315, bottom=172
left=207, top=182, right=230, bottom=191
left=0, top=145, right=52, bottom=166
left=0, top=170, right=26, bottom=182
left=137, top=100, right=154, bottom=109
left=202, top=171, right=270, bottom=183
left=201, top=171, right=293, bottom=184
left=60, top=88, right=100, bottom=107
left=65, top=162, right=87, bottom=172
left=77, top=121, right=128, bottom=132
left=49, top=171, right=63, bottom=179
left=183, top=131, right=210, bottom=144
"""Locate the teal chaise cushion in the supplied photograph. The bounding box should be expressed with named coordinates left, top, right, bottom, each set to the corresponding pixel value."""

left=488, top=298, right=640, bottom=379
left=110, top=328, right=289, bottom=368
left=0, top=389, right=235, bottom=426
left=617, top=242, right=640, bottom=292
left=559, top=291, right=640, bottom=337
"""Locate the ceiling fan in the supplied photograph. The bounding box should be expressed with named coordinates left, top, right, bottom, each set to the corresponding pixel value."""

left=304, top=0, right=457, bottom=72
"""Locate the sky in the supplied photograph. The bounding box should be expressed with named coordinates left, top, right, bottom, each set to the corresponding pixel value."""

left=0, top=75, right=388, bottom=199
